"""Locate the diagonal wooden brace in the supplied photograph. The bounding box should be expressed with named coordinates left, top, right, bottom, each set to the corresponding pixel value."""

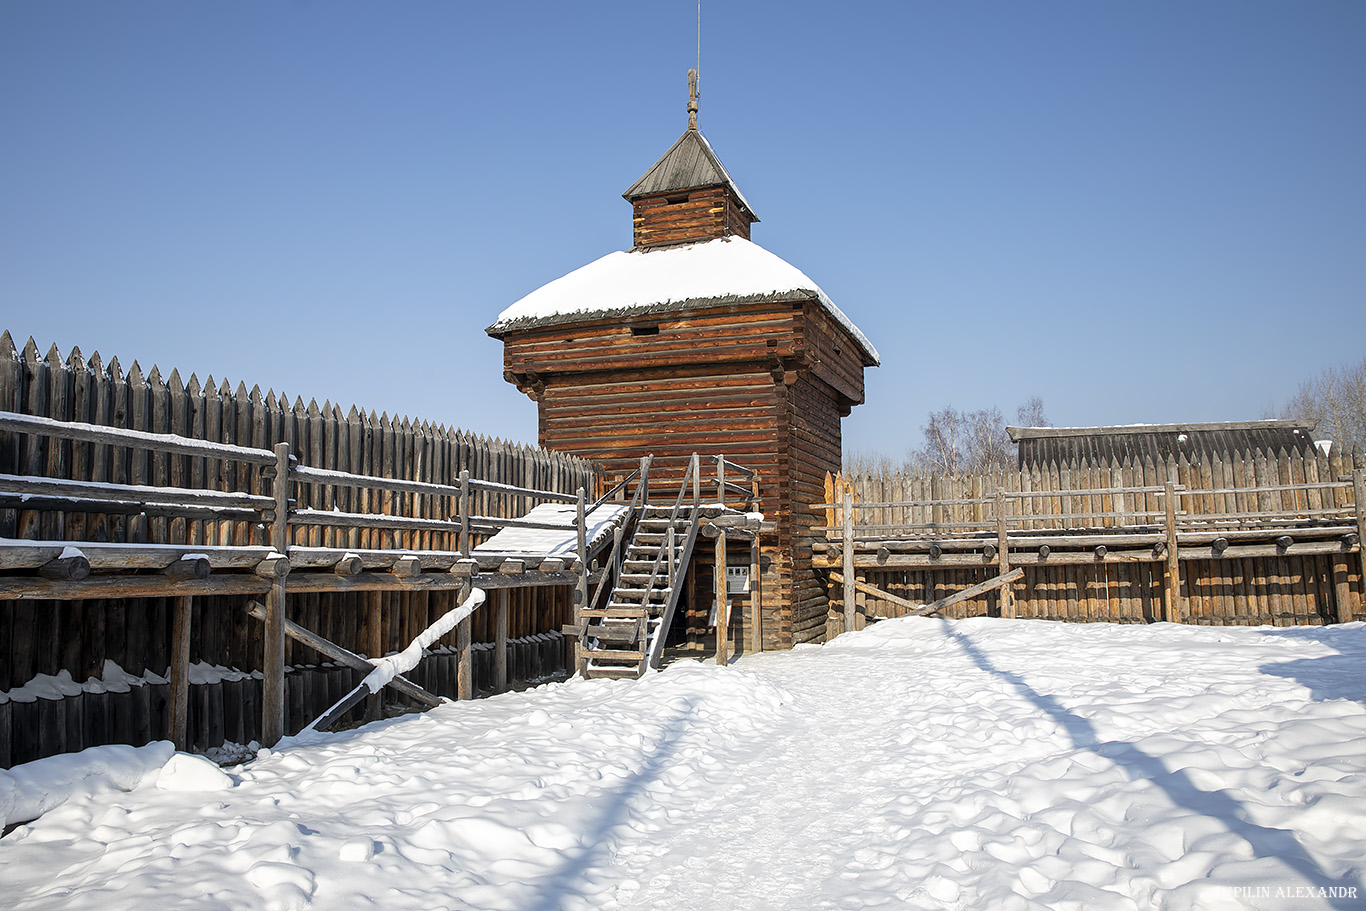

left=830, top=567, right=1024, bottom=618
left=245, top=601, right=442, bottom=709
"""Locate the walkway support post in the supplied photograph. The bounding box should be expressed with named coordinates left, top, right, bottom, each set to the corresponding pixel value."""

left=750, top=533, right=761, bottom=654
left=169, top=595, right=192, bottom=750
left=575, top=486, right=588, bottom=676
left=1164, top=482, right=1182, bottom=622
left=263, top=441, right=291, bottom=746
left=996, top=488, right=1014, bottom=619
left=842, top=490, right=855, bottom=633
left=715, top=527, right=728, bottom=665
left=494, top=588, right=509, bottom=694
left=1355, top=469, right=1366, bottom=617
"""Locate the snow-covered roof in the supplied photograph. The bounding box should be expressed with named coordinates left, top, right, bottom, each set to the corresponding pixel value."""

left=487, top=237, right=880, bottom=365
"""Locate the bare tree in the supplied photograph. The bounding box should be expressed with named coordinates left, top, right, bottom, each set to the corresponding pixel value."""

left=962, top=406, right=1012, bottom=474
left=843, top=449, right=900, bottom=476
left=1016, top=395, right=1050, bottom=429
left=907, top=400, right=1043, bottom=476
left=919, top=406, right=965, bottom=475
left=1277, top=356, right=1366, bottom=454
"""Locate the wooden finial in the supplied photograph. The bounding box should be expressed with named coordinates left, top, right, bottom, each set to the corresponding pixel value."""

left=688, top=68, right=699, bottom=130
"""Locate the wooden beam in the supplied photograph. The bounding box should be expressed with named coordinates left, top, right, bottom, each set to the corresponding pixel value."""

left=1169, top=480, right=1180, bottom=622
left=244, top=602, right=440, bottom=708
left=365, top=591, right=383, bottom=723
left=495, top=589, right=509, bottom=694
left=715, top=528, right=728, bottom=666
left=842, top=490, right=855, bottom=633
left=996, top=488, right=1012, bottom=618
left=1356, top=469, right=1366, bottom=618
left=262, top=441, right=291, bottom=748
left=169, top=595, right=192, bottom=751
left=0, top=573, right=271, bottom=600
left=830, top=567, right=1024, bottom=618
left=39, top=552, right=90, bottom=581
left=457, top=581, right=474, bottom=700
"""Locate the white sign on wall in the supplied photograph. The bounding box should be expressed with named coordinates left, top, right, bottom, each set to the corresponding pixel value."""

left=725, top=566, right=750, bottom=594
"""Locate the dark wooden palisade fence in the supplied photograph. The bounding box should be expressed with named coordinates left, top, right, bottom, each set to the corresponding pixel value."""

left=0, top=333, right=601, bottom=768
left=818, top=448, right=1364, bottom=631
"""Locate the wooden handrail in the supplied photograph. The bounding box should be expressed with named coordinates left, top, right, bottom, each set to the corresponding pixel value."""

left=0, top=411, right=277, bottom=465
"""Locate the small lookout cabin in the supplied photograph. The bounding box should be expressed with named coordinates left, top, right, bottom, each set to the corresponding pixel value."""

left=487, top=74, right=878, bottom=651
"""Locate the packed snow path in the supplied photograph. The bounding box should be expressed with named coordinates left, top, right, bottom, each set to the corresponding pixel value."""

left=3, top=618, right=1365, bottom=910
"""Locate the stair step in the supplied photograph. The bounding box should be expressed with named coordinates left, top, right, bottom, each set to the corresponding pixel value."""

left=583, top=648, right=644, bottom=661
left=613, top=588, right=670, bottom=600
left=582, top=607, right=649, bottom=618
left=608, top=602, right=662, bottom=612
left=586, top=628, right=640, bottom=644
left=620, top=572, right=674, bottom=583
left=583, top=665, right=643, bottom=680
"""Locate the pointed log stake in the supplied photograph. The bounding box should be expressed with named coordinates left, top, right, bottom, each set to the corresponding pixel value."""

left=39, top=552, right=90, bottom=581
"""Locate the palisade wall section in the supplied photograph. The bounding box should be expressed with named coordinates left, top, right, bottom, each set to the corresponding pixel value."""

left=822, top=447, right=1363, bottom=630
left=0, top=332, right=598, bottom=767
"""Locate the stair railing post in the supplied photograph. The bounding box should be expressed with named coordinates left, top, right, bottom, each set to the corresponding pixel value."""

left=640, top=456, right=650, bottom=506
left=716, top=455, right=725, bottom=509
left=691, top=452, right=700, bottom=510
left=667, top=524, right=676, bottom=588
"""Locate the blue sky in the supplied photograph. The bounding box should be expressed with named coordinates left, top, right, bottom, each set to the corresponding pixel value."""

left=2, top=1, right=1362, bottom=459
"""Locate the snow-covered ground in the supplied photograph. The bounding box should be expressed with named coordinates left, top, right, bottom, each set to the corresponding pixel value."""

left=3, top=617, right=1364, bottom=910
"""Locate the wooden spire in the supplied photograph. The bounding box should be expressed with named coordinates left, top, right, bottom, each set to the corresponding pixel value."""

left=688, top=68, right=699, bottom=130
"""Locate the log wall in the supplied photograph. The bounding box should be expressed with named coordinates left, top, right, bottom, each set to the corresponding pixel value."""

left=499, top=298, right=872, bottom=651
left=631, top=186, right=752, bottom=247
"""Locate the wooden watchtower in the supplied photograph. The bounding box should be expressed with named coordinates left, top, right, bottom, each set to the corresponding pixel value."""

left=487, top=74, right=878, bottom=649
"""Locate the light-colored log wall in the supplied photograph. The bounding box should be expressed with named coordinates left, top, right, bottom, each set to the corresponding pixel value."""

left=820, top=447, right=1363, bottom=630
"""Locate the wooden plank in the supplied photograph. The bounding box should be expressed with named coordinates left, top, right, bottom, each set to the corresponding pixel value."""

left=168, top=595, right=192, bottom=751
left=842, top=490, right=854, bottom=632
left=262, top=441, right=291, bottom=747
left=837, top=568, right=1025, bottom=618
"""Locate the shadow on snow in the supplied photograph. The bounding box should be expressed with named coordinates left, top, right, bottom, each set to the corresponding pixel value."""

left=941, top=619, right=1358, bottom=909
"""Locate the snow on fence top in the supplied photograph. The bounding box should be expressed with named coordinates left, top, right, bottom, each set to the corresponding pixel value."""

left=488, top=237, right=880, bottom=365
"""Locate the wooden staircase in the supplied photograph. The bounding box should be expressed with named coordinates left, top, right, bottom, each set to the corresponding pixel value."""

left=580, top=504, right=700, bottom=680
